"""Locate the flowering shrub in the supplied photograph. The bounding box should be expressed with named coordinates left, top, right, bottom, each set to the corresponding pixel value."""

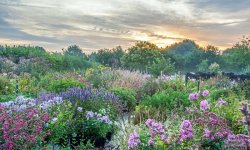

left=82, top=111, right=113, bottom=147
left=0, top=104, right=50, bottom=149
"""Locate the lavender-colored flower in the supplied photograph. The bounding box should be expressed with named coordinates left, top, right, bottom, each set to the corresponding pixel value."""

left=180, top=120, right=193, bottom=140
left=100, top=116, right=112, bottom=124
left=200, top=100, right=210, bottom=111
left=128, top=130, right=141, bottom=149
left=202, top=90, right=210, bottom=97
left=86, top=111, right=95, bottom=119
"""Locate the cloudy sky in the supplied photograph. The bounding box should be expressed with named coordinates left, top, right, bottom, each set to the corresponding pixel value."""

left=0, top=0, right=250, bottom=52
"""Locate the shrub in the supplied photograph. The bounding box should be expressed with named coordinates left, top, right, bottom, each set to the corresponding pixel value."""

left=0, top=102, right=50, bottom=149
left=85, top=65, right=119, bottom=88
left=48, top=102, right=114, bottom=148
left=47, top=78, right=85, bottom=93
left=141, top=79, right=161, bottom=96
left=140, top=90, right=190, bottom=111
left=0, top=76, right=14, bottom=96
left=59, top=87, right=123, bottom=118
left=111, top=87, right=137, bottom=111
left=18, top=73, right=40, bottom=97
left=148, top=58, right=175, bottom=76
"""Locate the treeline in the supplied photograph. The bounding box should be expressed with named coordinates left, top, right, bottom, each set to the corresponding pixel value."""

left=0, top=37, right=250, bottom=77
left=90, top=37, right=250, bottom=75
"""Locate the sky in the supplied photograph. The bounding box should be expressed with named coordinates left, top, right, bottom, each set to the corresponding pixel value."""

left=0, top=0, right=250, bottom=52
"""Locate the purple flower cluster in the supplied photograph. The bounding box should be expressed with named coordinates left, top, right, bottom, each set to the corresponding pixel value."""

left=189, top=90, right=210, bottom=101
left=195, top=112, right=232, bottom=141
left=60, top=87, right=119, bottom=103
left=85, top=111, right=112, bottom=124
left=202, top=90, right=210, bottom=97
left=189, top=92, right=200, bottom=101
left=200, top=100, right=210, bottom=111
left=39, top=96, right=63, bottom=110
left=145, top=119, right=168, bottom=145
left=128, top=130, right=141, bottom=149
left=226, top=134, right=249, bottom=146
left=180, top=120, right=193, bottom=140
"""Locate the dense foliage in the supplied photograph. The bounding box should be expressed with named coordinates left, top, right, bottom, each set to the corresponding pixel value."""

left=0, top=37, right=249, bottom=149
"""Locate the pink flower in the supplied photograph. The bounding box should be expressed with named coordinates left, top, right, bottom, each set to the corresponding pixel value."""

left=128, top=130, right=141, bottom=149
left=42, top=114, right=50, bottom=122
left=200, top=100, right=210, bottom=111
left=189, top=92, right=200, bottom=101
left=180, top=120, right=193, bottom=140
left=202, top=90, right=210, bottom=97
left=204, top=129, right=210, bottom=138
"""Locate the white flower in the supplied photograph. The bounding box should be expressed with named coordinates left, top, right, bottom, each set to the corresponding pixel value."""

left=51, top=118, right=58, bottom=124
left=77, top=107, right=83, bottom=112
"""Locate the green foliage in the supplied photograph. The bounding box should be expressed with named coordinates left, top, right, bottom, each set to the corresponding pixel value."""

left=0, top=76, right=15, bottom=96
left=47, top=78, right=85, bottom=93
left=141, top=79, right=161, bottom=96
left=222, top=36, right=250, bottom=72
left=48, top=101, right=113, bottom=148
left=111, top=87, right=137, bottom=111
left=79, top=100, right=120, bottom=120
left=122, top=41, right=162, bottom=71
left=18, top=73, right=40, bottom=97
left=85, top=66, right=119, bottom=88
left=90, top=46, right=124, bottom=67
left=64, top=45, right=86, bottom=57
left=209, top=62, right=220, bottom=73
left=243, top=65, right=250, bottom=74
left=148, top=58, right=175, bottom=76
left=197, top=59, right=209, bottom=72
left=140, top=90, right=190, bottom=111
left=49, top=102, right=73, bottom=146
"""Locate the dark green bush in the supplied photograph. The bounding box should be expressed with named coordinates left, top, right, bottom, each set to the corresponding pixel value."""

left=47, top=78, right=85, bottom=93
left=111, top=87, right=137, bottom=111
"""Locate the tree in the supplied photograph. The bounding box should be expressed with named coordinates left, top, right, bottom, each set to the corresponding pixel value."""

left=209, top=62, right=220, bottom=73
left=197, top=59, right=209, bottom=72
left=90, top=46, right=124, bottom=67
left=223, top=36, right=250, bottom=72
left=121, top=41, right=162, bottom=71
left=148, top=58, right=175, bottom=76
left=64, top=45, right=86, bottom=58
